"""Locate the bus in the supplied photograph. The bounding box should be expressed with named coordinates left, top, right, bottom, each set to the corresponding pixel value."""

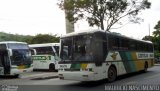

left=0, top=41, right=33, bottom=76
left=29, top=43, right=60, bottom=71
left=58, top=30, right=154, bottom=82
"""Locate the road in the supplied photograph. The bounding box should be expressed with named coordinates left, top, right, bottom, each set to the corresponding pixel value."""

left=1, top=65, right=160, bottom=91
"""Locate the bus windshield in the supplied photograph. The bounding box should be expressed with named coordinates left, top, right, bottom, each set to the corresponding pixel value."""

left=11, top=49, right=32, bottom=65
left=60, top=35, right=95, bottom=62
left=32, top=46, right=55, bottom=55
left=8, top=43, right=29, bottom=49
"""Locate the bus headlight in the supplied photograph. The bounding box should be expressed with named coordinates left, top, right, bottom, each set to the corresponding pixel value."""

left=58, top=69, right=63, bottom=71
left=81, top=68, right=93, bottom=72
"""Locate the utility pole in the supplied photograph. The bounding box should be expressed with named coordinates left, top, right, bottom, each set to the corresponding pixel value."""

left=64, top=0, right=74, bottom=34
left=148, top=24, right=150, bottom=37
left=148, top=24, right=152, bottom=41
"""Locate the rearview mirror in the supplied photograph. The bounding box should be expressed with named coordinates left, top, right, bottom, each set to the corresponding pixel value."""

left=8, top=49, right=13, bottom=56
left=30, top=49, right=36, bottom=55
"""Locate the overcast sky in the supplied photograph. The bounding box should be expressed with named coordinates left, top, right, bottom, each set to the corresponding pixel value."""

left=0, top=0, right=160, bottom=39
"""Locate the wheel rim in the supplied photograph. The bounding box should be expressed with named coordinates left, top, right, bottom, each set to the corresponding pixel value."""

left=50, top=64, right=55, bottom=70
left=144, top=63, right=148, bottom=71
left=108, top=67, right=116, bottom=82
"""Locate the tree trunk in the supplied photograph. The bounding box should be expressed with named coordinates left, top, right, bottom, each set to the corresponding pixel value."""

left=100, top=17, right=104, bottom=30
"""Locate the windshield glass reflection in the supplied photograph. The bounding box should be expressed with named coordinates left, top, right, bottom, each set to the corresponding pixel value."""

left=11, top=49, right=32, bottom=65
left=60, top=35, right=94, bottom=62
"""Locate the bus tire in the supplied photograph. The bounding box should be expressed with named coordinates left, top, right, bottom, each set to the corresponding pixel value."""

left=107, top=66, right=117, bottom=83
left=143, top=62, right=148, bottom=72
left=49, top=63, right=55, bottom=71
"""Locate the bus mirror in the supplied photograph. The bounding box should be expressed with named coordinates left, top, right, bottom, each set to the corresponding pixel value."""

left=8, top=49, right=13, bottom=56
left=54, top=56, right=60, bottom=61
left=30, top=49, right=36, bottom=55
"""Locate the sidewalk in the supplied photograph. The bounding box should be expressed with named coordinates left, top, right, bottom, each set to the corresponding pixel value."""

left=20, top=72, right=58, bottom=80
left=154, top=64, right=160, bottom=66
left=31, top=74, right=58, bottom=80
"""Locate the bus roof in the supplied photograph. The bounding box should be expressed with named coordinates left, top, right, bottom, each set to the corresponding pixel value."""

left=61, top=29, right=152, bottom=44
left=61, top=29, right=106, bottom=38
left=0, top=41, right=27, bottom=44
left=29, top=43, right=60, bottom=48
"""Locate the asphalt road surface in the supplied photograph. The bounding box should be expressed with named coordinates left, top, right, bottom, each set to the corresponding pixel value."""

left=1, top=65, right=160, bottom=91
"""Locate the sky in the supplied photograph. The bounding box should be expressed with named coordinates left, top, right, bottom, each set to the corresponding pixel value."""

left=0, top=0, right=160, bottom=39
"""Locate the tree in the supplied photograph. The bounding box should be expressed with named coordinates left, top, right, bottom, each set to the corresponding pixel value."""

left=0, top=32, right=33, bottom=43
left=58, top=0, right=151, bottom=31
left=143, top=20, right=160, bottom=57
left=142, top=35, right=153, bottom=41
left=153, top=20, right=160, bottom=37
left=30, top=34, right=60, bottom=44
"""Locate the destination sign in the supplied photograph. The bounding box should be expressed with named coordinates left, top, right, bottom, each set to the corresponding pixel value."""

left=137, top=53, right=154, bottom=59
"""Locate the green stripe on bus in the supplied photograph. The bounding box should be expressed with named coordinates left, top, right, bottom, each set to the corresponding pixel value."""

left=125, top=52, right=132, bottom=60
left=24, top=65, right=31, bottom=68
left=71, top=64, right=81, bottom=69
left=126, top=52, right=136, bottom=72
left=119, top=51, right=130, bottom=73
left=119, top=51, right=137, bottom=73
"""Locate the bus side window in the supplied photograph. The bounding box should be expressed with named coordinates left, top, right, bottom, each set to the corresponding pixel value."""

left=0, top=52, right=2, bottom=67
left=108, top=36, right=119, bottom=50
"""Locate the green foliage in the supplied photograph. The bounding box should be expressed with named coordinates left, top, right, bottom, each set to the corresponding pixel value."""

left=153, top=20, right=160, bottom=37
left=155, top=51, right=160, bottom=58
left=143, top=20, right=160, bottom=58
left=30, top=34, right=59, bottom=44
left=58, top=0, right=151, bottom=31
left=0, top=32, right=33, bottom=43
left=0, top=32, right=60, bottom=44
left=142, top=35, right=153, bottom=41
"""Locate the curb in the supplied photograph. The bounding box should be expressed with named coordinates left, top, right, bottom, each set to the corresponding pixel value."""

left=154, top=64, right=160, bottom=66
left=31, top=75, right=58, bottom=80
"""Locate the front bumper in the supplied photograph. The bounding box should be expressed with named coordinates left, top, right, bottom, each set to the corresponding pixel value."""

left=58, top=71, right=98, bottom=81
left=10, top=67, right=33, bottom=75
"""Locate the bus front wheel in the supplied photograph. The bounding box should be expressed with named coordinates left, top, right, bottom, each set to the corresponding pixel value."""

left=107, top=66, right=117, bottom=83
left=49, top=64, right=55, bottom=71
left=143, top=62, right=148, bottom=72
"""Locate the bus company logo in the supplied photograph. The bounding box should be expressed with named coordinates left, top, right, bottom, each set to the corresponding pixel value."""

left=137, top=53, right=154, bottom=59
left=111, top=52, right=118, bottom=60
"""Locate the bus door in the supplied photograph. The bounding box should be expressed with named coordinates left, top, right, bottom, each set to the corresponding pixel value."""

left=0, top=50, right=10, bottom=75
left=0, top=51, right=4, bottom=75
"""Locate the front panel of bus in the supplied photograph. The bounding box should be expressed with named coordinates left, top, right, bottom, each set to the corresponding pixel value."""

left=31, top=46, right=60, bottom=70
left=8, top=43, right=33, bottom=75
left=58, top=33, right=106, bottom=81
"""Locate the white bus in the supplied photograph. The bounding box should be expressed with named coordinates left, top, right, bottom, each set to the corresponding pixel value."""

left=29, top=43, right=60, bottom=71
left=0, top=41, right=33, bottom=77
left=58, top=30, right=154, bottom=82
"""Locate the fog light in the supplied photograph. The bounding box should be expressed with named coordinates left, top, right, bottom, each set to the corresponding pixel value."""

left=82, top=68, right=93, bottom=72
